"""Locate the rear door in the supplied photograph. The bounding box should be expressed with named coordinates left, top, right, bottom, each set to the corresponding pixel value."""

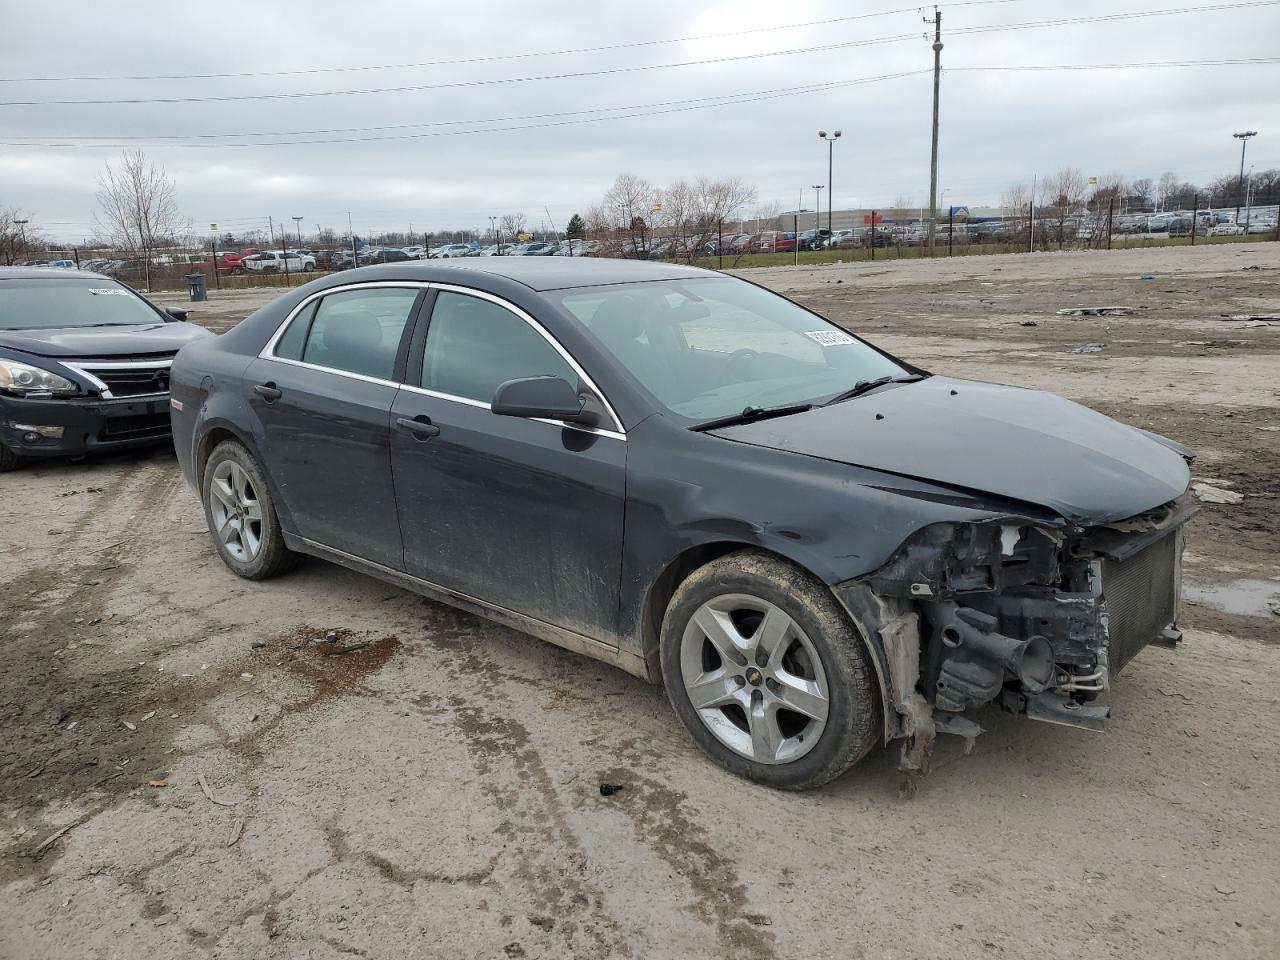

left=389, top=287, right=627, bottom=642
left=245, top=283, right=425, bottom=568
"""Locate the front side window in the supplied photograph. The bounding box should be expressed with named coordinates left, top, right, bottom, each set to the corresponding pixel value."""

left=553, top=277, right=908, bottom=422
left=421, top=291, right=576, bottom=404
left=296, top=287, right=419, bottom=380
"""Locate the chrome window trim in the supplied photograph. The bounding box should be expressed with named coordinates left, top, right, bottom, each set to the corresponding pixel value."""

left=256, top=279, right=626, bottom=439
left=63, top=357, right=174, bottom=400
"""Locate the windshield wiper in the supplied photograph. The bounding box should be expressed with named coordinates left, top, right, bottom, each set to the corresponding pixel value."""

left=690, top=402, right=814, bottom=432
left=822, top=374, right=926, bottom=407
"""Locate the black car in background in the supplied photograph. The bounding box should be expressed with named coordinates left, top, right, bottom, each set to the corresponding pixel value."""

left=169, top=258, right=1194, bottom=789
left=0, top=268, right=212, bottom=471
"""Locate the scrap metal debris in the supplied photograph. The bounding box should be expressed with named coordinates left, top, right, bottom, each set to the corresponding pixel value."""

left=1056, top=306, right=1134, bottom=316
left=1223, top=313, right=1280, bottom=322
left=1068, top=343, right=1104, bottom=354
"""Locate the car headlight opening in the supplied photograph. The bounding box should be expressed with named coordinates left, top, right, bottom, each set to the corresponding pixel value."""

left=0, top=357, right=81, bottom=398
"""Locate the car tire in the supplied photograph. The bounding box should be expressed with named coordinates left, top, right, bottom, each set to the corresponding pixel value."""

left=201, top=440, right=298, bottom=580
left=660, top=549, right=881, bottom=790
left=303, top=263, right=315, bottom=272
left=232, top=267, right=244, bottom=276
left=0, top=442, right=23, bottom=473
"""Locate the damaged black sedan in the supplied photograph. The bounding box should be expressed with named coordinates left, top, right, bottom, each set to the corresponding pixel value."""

left=170, top=258, right=1193, bottom=789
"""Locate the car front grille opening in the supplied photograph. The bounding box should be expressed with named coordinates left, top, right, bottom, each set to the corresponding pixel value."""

left=84, top=364, right=173, bottom=397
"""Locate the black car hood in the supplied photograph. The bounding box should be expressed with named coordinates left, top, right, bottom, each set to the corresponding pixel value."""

left=0, top=322, right=209, bottom=358
left=710, top=377, right=1191, bottom=524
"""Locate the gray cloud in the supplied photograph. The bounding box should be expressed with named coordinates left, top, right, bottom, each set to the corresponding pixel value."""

left=2, top=0, right=1278, bottom=242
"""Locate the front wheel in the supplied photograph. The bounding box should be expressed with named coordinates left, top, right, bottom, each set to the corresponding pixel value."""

left=0, top=442, right=22, bottom=473
left=202, top=440, right=298, bottom=579
left=660, top=550, right=881, bottom=790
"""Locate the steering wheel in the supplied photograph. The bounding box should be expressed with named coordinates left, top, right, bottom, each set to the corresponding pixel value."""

left=717, top=348, right=760, bottom=385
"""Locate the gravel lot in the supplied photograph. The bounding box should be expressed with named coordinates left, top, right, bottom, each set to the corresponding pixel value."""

left=2, top=243, right=1277, bottom=960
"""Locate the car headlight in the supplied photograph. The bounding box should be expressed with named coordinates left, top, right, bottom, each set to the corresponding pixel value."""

left=0, top=357, right=81, bottom=397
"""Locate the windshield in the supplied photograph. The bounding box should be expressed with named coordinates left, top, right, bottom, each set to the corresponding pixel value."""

left=0, top=278, right=162, bottom=331
left=553, top=277, right=910, bottom=422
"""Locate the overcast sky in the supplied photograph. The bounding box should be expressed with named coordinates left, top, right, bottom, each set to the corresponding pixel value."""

left=2, top=0, right=1278, bottom=243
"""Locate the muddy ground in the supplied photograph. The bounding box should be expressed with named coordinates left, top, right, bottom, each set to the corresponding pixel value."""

left=1, top=243, right=1277, bottom=959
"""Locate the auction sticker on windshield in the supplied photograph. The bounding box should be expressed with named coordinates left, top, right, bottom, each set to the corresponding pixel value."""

left=88, top=288, right=132, bottom=296
left=803, top=330, right=856, bottom=346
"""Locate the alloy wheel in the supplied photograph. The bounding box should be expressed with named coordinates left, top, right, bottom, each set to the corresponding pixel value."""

left=679, top=593, right=830, bottom=764
left=208, top=460, right=263, bottom=562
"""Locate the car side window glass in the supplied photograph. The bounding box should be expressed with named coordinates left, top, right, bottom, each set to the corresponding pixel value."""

left=273, top=301, right=317, bottom=360
left=300, top=288, right=419, bottom=380
left=422, top=291, right=577, bottom=404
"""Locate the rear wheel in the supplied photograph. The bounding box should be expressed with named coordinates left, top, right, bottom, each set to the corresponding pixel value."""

left=660, top=550, right=880, bottom=790
left=202, top=440, right=298, bottom=579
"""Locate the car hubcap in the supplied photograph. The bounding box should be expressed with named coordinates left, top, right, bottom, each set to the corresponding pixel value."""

left=679, top=594, right=830, bottom=764
left=208, top=460, right=263, bottom=562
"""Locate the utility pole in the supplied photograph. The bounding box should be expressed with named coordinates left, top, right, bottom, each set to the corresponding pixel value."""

left=926, top=9, right=943, bottom=256
left=347, top=212, right=355, bottom=269
left=292, top=216, right=304, bottom=252
left=1232, top=131, right=1257, bottom=223
left=811, top=186, right=823, bottom=247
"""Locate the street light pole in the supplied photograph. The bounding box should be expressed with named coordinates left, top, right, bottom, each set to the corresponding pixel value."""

left=818, top=130, right=841, bottom=236
left=13, top=219, right=29, bottom=263
left=292, top=216, right=304, bottom=253
left=1232, top=130, right=1257, bottom=223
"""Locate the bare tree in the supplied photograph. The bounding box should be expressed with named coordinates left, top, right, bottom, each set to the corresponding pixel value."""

left=685, top=177, right=758, bottom=260
left=0, top=208, right=41, bottom=265
left=1041, top=167, right=1087, bottom=248
left=499, top=212, right=527, bottom=240
left=1130, top=177, right=1153, bottom=208
left=94, top=150, right=186, bottom=289
left=1089, top=173, right=1127, bottom=246
left=603, top=173, right=656, bottom=253
left=656, top=179, right=695, bottom=252
left=751, top=200, right=784, bottom=232
left=1000, top=182, right=1032, bottom=243
left=1156, top=171, right=1179, bottom=212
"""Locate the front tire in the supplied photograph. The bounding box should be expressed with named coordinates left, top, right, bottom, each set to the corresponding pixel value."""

left=660, top=550, right=881, bottom=790
left=202, top=440, right=298, bottom=580
left=0, top=443, right=22, bottom=472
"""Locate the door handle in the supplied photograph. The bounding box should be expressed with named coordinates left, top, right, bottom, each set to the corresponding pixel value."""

left=396, top=415, right=440, bottom=439
left=253, top=382, right=282, bottom=402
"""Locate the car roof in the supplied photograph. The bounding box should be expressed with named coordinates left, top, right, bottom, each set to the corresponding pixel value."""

left=0, top=267, right=111, bottom=281
left=361, top=256, right=717, bottom=291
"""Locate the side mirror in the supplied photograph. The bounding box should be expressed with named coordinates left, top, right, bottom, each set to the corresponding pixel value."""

left=492, top=376, right=598, bottom=426
left=164, top=306, right=189, bottom=322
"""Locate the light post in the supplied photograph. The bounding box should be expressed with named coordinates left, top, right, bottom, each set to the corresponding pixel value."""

left=291, top=216, right=304, bottom=253
left=792, top=209, right=809, bottom=267
left=811, top=186, right=823, bottom=246
left=13, top=219, right=29, bottom=262
left=817, top=130, right=841, bottom=236
left=1232, top=131, right=1257, bottom=222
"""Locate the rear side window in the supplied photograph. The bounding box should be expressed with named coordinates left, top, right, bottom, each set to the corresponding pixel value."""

left=297, top=288, right=419, bottom=379
left=273, top=301, right=317, bottom=360
left=422, top=292, right=576, bottom=403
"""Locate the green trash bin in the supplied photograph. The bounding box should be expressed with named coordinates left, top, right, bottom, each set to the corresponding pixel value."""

left=186, top=273, right=207, bottom=302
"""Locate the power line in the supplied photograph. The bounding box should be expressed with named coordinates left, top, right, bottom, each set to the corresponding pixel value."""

left=0, top=72, right=932, bottom=148
left=0, top=37, right=921, bottom=107
left=1, top=78, right=928, bottom=143
left=0, top=1, right=1039, bottom=85
left=3, top=1, right=1276, bottom=108
left=4, top=58, right=1275, bottom=149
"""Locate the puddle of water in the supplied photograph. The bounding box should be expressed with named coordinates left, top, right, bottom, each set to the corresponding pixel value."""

left=1183, top=579, right=1280, bottom=619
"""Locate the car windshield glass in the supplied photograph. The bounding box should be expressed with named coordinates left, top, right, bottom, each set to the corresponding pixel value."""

left=0, top=278, right=161, bottom=330
left=553, top=277, right=909, bottom=422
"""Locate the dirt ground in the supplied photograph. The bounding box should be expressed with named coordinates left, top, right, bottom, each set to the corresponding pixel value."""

left=1, top=243, right=1277, bottom=960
